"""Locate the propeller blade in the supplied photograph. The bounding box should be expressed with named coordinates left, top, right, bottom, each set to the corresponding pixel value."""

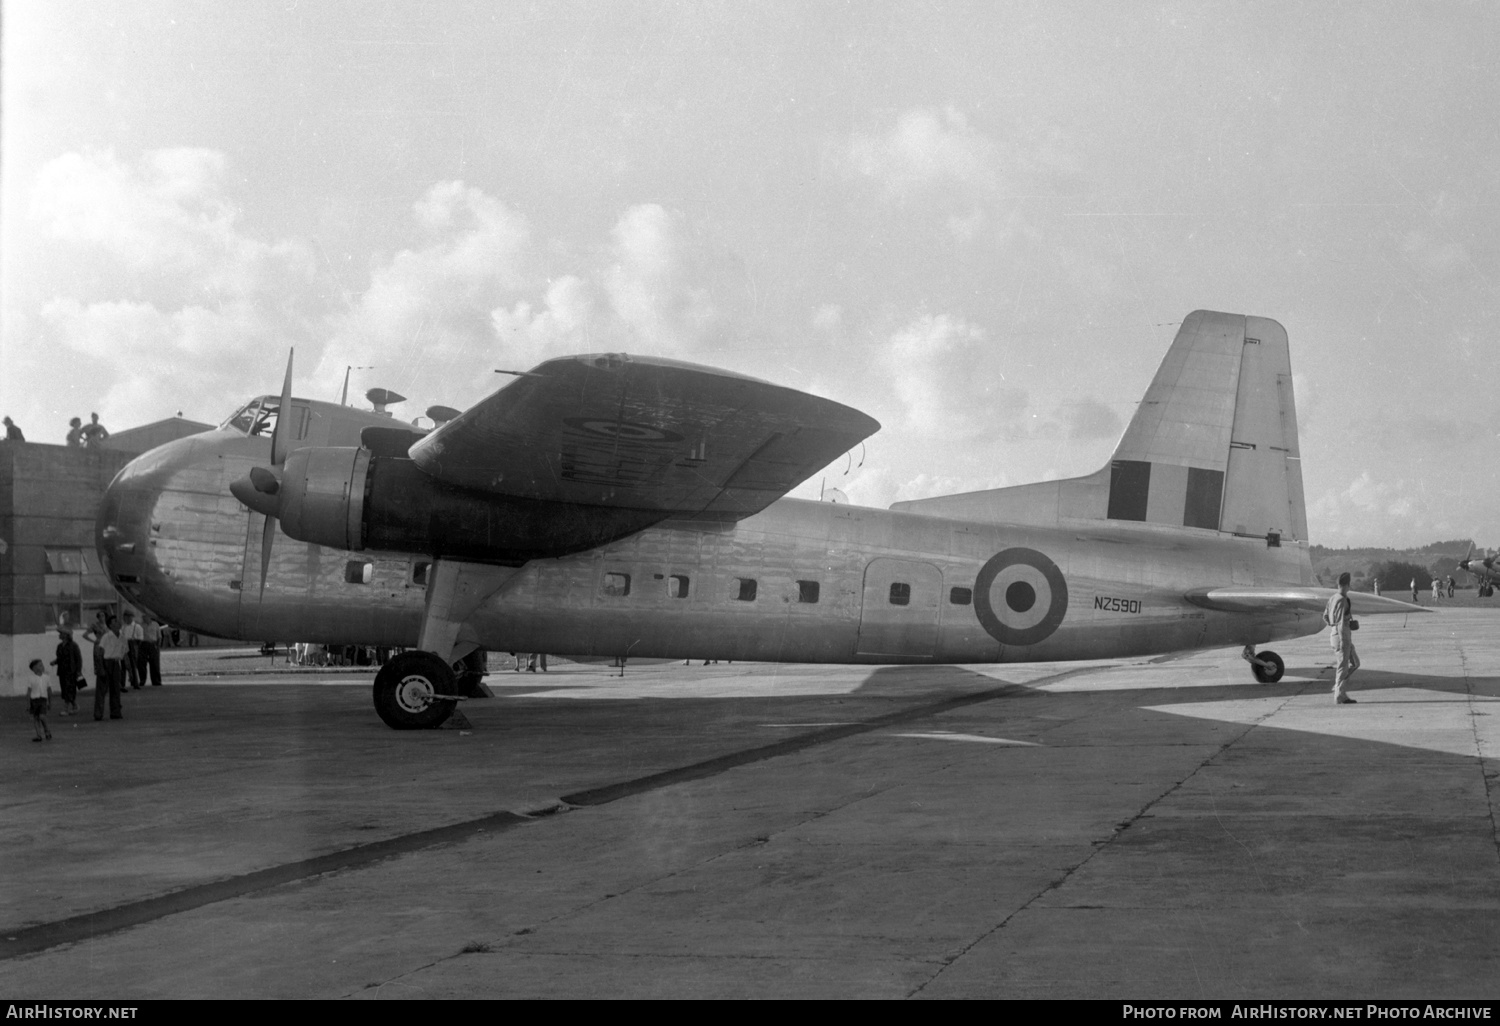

left=271, top=348, right=295, bottom=466
left=258, top=513, right=276, bottom=596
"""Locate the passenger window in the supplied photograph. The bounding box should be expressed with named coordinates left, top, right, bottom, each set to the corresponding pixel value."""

left=889, top=582, right=911, bottom=606
left=412, top=561, right=431, bottom=586
left=669, top=574, right=690, bottom=599
left=345, top=561, right=373, bottom=585
left=797, top=580, right=820, bottom=603
left=949, top=586, right=972, bottom=605
left=736, top=578, right=758, bottom=601
left=602, top=572, right=631, bottom=597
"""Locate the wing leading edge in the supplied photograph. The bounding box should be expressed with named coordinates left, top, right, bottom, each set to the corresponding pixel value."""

left=407, top=353, right=879, bottom=520
left=1184, top=587, right=1429, bottom=615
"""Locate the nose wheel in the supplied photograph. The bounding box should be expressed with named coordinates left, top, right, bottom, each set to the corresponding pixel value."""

left=1242, top=646, right=1284, bottom=683
left=374, top=651, right=458, bottom=729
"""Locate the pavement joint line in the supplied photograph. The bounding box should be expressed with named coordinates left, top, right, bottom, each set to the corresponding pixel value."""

left=904, top=681, right=1295, bottom=998
left=0, top=664, right=1098, bottom=964
left=0, top=810, right=535, bottom=962
left=1456, top=637, right=1500, bottom=868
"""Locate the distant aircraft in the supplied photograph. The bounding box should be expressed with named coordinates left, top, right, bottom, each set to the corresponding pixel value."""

left=97, top=310, right=1425, bottom=729
left=1458, top=545, right=1498, bottom=597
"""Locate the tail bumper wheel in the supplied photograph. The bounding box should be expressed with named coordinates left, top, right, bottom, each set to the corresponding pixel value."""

left=374, top=651, right=458, bottom=730
left=1250, top=649, right=1285, bottom=684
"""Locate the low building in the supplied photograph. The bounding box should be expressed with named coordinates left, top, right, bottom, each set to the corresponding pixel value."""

left=0, top=416, right=213, bottom=695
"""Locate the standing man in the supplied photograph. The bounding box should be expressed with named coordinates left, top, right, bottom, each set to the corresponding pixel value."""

left=86, top=615, right=127, bottom=720
left=52, top=626, right=84, bottom=716
left=1372, top=577, right=1381, bottom=597
left=65, top=417, right=84, bottom=447
left=120, top=610, right=144, bottom=690
left=1324, top=572, right=1361, bottom=706
left=80, top=412, right=109, bottom=448
left=1411, top=577, right=1419, bottom=603
left=140, top=616, right=163, bottom=686
left=87, top=611, right=107, bottom=696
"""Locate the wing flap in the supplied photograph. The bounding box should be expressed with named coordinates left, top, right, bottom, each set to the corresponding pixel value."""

left=407, top=354, right=878, bottom=520
left=1184, top=587, right=1428, bottom=615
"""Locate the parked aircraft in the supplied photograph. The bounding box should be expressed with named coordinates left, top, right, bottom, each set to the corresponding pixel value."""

left=1459, top=545, right=1497, bottom=597
left=97, top=310, right=1424, bottom=729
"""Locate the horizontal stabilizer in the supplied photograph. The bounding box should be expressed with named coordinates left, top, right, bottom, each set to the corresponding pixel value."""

left=1184, top=587, right=1428, bottom=615
left=408, top=353, right=878, bottom=520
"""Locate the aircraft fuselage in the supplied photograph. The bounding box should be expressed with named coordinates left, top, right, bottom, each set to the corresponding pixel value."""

left=99, top=428, right=1322, bottom=664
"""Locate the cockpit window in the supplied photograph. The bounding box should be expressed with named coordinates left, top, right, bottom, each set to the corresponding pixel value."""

left=221, top=398, right=309, bottom=440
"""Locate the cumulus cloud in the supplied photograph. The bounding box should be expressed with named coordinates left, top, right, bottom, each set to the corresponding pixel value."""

left=602, top=204, right=720, bottom=350
left=314, top=194, right=740, bottom=414
left=881, top=313, right=1025, bottom=438
left=317, top=180, right=537, bottom=391
left=848, top=107, right=999, bottom=198
left=1307, top=470, right=1451, bottom=547
left=31, top=148, right=314, bottom=295
left=31, top=148, right=321, bottom=425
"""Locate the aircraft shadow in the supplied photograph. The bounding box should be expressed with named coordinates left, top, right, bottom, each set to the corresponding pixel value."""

left=1285, top=666, right=1499, bottom=697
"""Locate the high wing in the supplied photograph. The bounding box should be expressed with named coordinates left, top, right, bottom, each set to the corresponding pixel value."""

left=1185, top=587, right=1428, bottom=615
left=407, top=353, right=879, bottom=520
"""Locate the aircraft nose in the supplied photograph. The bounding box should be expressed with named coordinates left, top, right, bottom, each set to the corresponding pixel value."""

left=96, top=436, right=203, bottom=606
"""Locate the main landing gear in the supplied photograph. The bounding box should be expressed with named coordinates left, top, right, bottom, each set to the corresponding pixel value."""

left=374, top=651, right=459, bottom=730
left=1242, top=645, right=1284, bottom=684
left=372, top=648, right=491, bottom=730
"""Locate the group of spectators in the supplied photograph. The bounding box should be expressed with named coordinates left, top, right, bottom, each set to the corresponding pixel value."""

left=0, top=413, right=110, bottom=446
left=26, top=609, right=166, bottom=740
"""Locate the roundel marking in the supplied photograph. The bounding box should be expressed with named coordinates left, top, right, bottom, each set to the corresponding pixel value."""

left=562, top=417, right=684, bottom=443
left=973, top=547, right=1069, bottom=647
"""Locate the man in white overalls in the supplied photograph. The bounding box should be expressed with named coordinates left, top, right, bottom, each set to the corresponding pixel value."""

left=1324, top=572, right=1360, bottom=705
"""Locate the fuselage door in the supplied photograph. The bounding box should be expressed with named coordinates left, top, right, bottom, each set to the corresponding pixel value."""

left=855, top=558, right=942, bottom=657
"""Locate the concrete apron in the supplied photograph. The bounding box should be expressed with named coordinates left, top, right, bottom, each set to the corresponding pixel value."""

left=1, top=610, right=1496, bottom=998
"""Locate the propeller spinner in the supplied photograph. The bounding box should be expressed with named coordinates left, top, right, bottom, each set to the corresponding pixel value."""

left=227, top=350, right=295, bottom=594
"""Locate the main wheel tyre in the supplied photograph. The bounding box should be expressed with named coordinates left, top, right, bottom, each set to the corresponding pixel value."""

left=1251, top=650, right=1285, bottom=684
left=374, top=651, right=457, bottom=730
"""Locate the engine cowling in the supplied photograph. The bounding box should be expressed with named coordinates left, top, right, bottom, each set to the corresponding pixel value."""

left=271, top=447, right=668, bottom=563
left=278, top=447, right=369, bottom=551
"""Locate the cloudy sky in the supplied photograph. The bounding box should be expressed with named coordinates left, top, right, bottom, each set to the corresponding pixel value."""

left=3, top=1, right=1495, bottom=548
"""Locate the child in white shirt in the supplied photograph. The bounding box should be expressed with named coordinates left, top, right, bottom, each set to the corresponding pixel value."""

left=27, top=659, right=54, bottom=742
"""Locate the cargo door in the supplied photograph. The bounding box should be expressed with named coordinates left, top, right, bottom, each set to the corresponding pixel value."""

left=855, top=558, right=942, bottom=657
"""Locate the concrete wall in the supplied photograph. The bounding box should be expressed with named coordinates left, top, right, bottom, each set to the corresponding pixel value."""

left=0, top=441, right=135, bottom=695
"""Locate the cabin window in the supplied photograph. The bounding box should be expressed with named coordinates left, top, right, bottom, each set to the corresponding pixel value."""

left=602, top=572, right=631, bottom=597
left=949, top=586, right=972, bottom=605
left=736, top=578, right=758, bottom=601
left=345, top=561, right=373, bottom=585
left=412, top=561, right=431, bottom=586
left=669, top=574, right=690, bottom=598
left=889, top=582, right=911, bottom=606
left=797, top=580, right=820, bottom=603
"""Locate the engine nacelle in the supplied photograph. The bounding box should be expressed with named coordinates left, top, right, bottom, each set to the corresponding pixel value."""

left=278, top=447, right=370, bottom=551
left=273, top=446, right=668, bottom=563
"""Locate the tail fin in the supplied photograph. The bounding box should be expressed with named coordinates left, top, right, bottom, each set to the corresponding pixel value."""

left=891, top=310, right=1309, bottom=542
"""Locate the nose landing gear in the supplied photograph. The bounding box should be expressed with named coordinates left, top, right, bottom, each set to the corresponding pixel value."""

left=1242, top=646, right=1284, bottom=683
